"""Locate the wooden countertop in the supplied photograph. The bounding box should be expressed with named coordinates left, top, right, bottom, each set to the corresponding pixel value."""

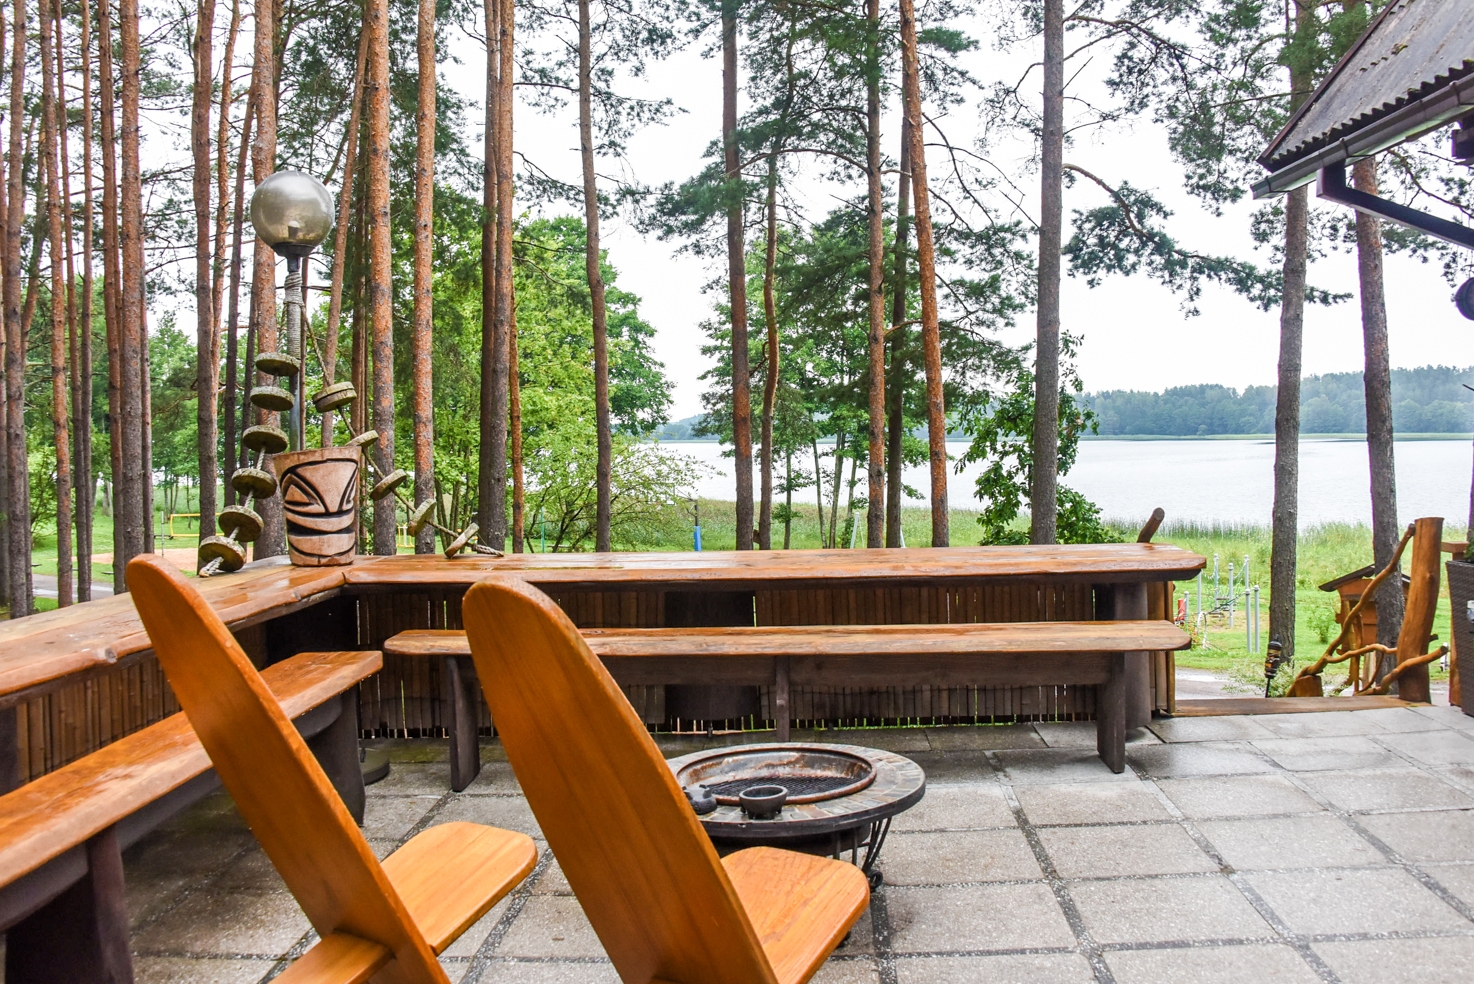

left=0, top=543, right=1204, bottom=701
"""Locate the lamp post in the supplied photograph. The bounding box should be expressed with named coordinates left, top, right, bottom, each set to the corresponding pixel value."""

left=250, top=170, right=333, bottom=450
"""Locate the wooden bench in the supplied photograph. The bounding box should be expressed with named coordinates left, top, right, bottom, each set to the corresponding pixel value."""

left=385, top=620, right=1191, bottom=788
left=0, top=647, right=380, bottom=983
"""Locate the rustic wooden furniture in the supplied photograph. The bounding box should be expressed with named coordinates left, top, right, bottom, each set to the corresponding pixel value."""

left=386, top=618, right=1191, bottom=781
left=462, top=576, right=871, bottom=984
left=127, top=556, right=538, bottom=984
left=0, top=545, right=1203, bottom=793
left=0, top=647, right=378, bottom=984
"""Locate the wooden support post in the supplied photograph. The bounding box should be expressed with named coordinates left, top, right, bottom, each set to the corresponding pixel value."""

left=1096, top=652, right=1126, bottom=774
left=0, top=706, right=21, bottom=794
left=1395, top=516, right=1441, bottom=704
left=443, top=654, right=482, bottom=791
left=1097, top=583, right=1152, bottom=729
left=305, top=692, right=366, bottom=825
left=774, top=656, right=791, bottom=741
left=5, top=826, right=134, bottom=984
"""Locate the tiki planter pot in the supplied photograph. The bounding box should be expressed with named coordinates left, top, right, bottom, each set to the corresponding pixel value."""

left=272, top=446, right=361, bottom=567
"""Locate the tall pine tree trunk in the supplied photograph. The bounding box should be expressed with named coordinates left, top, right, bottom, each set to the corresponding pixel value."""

left=863, top=0, right=885, bottom=549
left=721, top=0, right=753, bottom=551
left=61, top=0, right=91, bottom=600
left=6, top=0, right=32, bottom=614
left=77, top=0, right=98, bottom=599
left=0, top=0, right=10, bottom=611
left=477, top=0, right=498, bottom=544
left=1354, top=157, right=1402, bottom=671
left=759, top=156, right=778, bottom=550
left=191, top=0, right=216, bottom=555
left=223, top=94, right=253, bottom=501
left=510, top=307, right=523, bottom=552
left=119, top=0, right=149, bottom=580
left=488, top=0, right=514, bottom=549
left=248, top=0, right=282, bottom=557
left=1031, top=0, right=1063, bottom=545
left=99, top=0, right=123, bottom=585
left=885, top=117, right=910, bottom=548
left=578, top=0, right=612, bottom=552
left=365, top=0, right=395, bottom=554
left=41, top=0, right=73, bottom=604
left=899, top=0, right=945, bottom=547
left=322, top=34, right=363, bottom=447
left=1269, top=2, right=1313, bottom=660
left=210, top=0, right=239, bottom=330
left=411, top=0, right=435, bottom=553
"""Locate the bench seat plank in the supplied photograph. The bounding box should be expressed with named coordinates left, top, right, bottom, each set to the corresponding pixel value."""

left=0, top=649, right=382, bottom=889
left=386, top=621, right=1191, bottom=659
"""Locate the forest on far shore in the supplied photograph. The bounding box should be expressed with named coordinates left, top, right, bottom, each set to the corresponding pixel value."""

left=1084, top=366, right=1474, bottom=437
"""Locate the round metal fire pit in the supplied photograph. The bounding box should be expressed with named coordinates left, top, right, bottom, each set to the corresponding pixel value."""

left=668, top=742, right=925, bottom=887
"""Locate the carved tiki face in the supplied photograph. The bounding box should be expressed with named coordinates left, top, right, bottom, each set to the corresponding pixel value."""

left=273, top=447, right=361, bottom=566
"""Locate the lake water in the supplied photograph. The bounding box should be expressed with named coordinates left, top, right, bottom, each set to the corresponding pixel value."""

left=660, top=437, right=1474, bottom=529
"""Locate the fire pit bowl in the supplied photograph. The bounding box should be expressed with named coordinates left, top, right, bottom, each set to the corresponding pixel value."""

left=667, top=742, right=925, bottom=887
left=674, top=745, right=876, bottom=805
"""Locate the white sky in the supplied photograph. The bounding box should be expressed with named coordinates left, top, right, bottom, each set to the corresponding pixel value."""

left=266, top=10, right=1474, bottom=421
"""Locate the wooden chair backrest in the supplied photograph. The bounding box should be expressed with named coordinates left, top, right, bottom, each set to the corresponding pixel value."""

left=462, top=576, right=777, bottom=984
left=127, top=556, right=447, bottom=983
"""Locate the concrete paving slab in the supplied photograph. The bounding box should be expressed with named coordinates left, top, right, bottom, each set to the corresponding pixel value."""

left=1128, top=741, right=1280, bottom=778
left=1149, top=716, right=1278, bottom=743
left=1069, top=875, right=1273, bottom=944
left=1410, top=706, right=1474, bottom=731
left=810, top=955, right=882, bottom=984
left=1157, top=774, right=1323, bottom=819
left=1374, top=730, right=1474, bottom=768
left=881, top=829, right=1042, bottom=886
left=360, top=793, right=440, bottom=841
left=893, top=952, right=1095, bottom=983
left=1252, top=711, right=1392, bottom=739
left=133, top=956, right=277, bottom=984
left=1342, top=707, right=1450, bottom=733
left=1252, top=736, right=1407, bottom=772
left=132, top=888, right=310, bottom=957
left=1245, top=868, right=1469, bottom=935
left=433, top=795, right=545, bottom=840
left=889, top=783, right=1016, bottom=831
left=1356, top=809, right=1474, bottom=863
left=1036, top=823, right=1216, bottom=879
left=885, top=882, right=1075, bottom=953
left=1195, top=815, right=1384, bottom=870
left=475, top=960, right=621, bottom=984
left=924, top=724, right=1044, bottom=751
left=1106, top=943, right=1321, bottom=984
left=439, top=897, right=512, bottom=959
left=1297, top=769, right=1474, bottom=812
left=1424, top=863, right=1474, bottom=909
left=1314, top=936, right=1474, bottom=984
left=496, top=895, right=606, bottom=959
left=1033, top=721, right=1160, bottom=748
left=991, top=747, right=1138, bottom=785
left=901, top=751, right=996, bottom=784
left=1015, top=780, right=1173, bottom=826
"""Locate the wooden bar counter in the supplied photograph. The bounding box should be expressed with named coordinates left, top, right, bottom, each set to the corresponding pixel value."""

left=0, top=544, right=1204, bottom=784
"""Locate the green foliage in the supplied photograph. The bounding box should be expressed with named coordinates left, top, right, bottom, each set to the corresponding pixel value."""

left=1307, top=603, right=1337, bottom=646
left=960, top=334, right=1117, bottom=546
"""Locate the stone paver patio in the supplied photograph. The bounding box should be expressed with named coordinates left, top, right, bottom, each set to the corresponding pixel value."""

left=119, top=704, right=1474, bottom=983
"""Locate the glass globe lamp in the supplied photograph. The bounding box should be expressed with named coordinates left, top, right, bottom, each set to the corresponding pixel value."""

left=250, top=170, right=333, bottom=261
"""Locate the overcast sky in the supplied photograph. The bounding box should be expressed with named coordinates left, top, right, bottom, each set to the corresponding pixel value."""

left=431, top=11, right=1473, bottom=420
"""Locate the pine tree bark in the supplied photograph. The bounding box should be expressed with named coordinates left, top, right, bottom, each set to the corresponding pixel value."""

left=899, top=0, right=945, bottom=547
left=322, top=32, right=365, bottom=448
left=578, top=0, right=611, bottom=553
left=1269, top=2, right=1313, bottom=661
left=210, top=0, right=239, bottom=330
left=6, top=0, right=32, bottom=614
left=62, top=0, right=93, bottom=600
left=1031, top=0, right=1063, bottom=545
left=191, top=0, right=216, bottom=555
left=885, top=117, right=911, bottom=548
left=248, top=0, right=282, bottom=558
left=487, top=0, right=514, bottom=550
left=98, top=0, right=124, bottom=584
left=41, top=0, right=73, bottom=605
left=721, top=0, right=753, bottom=551
left=1353, top=157, right=1403, bottom=671
left=121, top=0, right=149, bottom=567
left=411, top=0, right=435, bottom=553
left=510, top=307, right=524, bottom=552
left=1, top=0, right=13, bottom=610
left=223, top=93, right=253, bottom=502
left=759, top=156, right=778, bottom=551
left=365, top=0, right=395, bottom=555
left=863, top=0, right=885, bottom=549
left=477, top=0, right=498, bottom=545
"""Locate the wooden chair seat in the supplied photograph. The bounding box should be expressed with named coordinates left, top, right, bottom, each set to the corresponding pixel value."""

left=380, top=821, right=537, bottom=953
left=722, top=847, right=870, bottom=984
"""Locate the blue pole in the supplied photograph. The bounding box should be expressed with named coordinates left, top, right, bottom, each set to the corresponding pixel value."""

left=694, top=524, right=702, bottom=551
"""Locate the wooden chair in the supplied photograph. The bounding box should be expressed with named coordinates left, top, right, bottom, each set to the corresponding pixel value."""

left=128, top=556, right=537, bottom=984
left=461, top=575, right=870, bottom=984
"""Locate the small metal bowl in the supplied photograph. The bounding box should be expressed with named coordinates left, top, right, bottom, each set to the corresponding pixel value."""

left=739, top=784, right=788, bottom=820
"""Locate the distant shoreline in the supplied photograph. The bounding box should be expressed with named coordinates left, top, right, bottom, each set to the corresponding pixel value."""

left=652, top=433, right=1474, bottom=445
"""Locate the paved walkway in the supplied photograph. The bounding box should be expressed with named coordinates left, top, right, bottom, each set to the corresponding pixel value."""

left=122, top=706, right=1474, bottom=983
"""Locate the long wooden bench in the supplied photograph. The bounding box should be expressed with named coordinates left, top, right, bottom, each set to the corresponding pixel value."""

left=0, top=647, right=381, bottom=983
left=385, top=621, right=1191, bottom=788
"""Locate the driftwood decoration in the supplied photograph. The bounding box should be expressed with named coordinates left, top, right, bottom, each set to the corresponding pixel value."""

left=273, top=446, right=361, bottom=566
